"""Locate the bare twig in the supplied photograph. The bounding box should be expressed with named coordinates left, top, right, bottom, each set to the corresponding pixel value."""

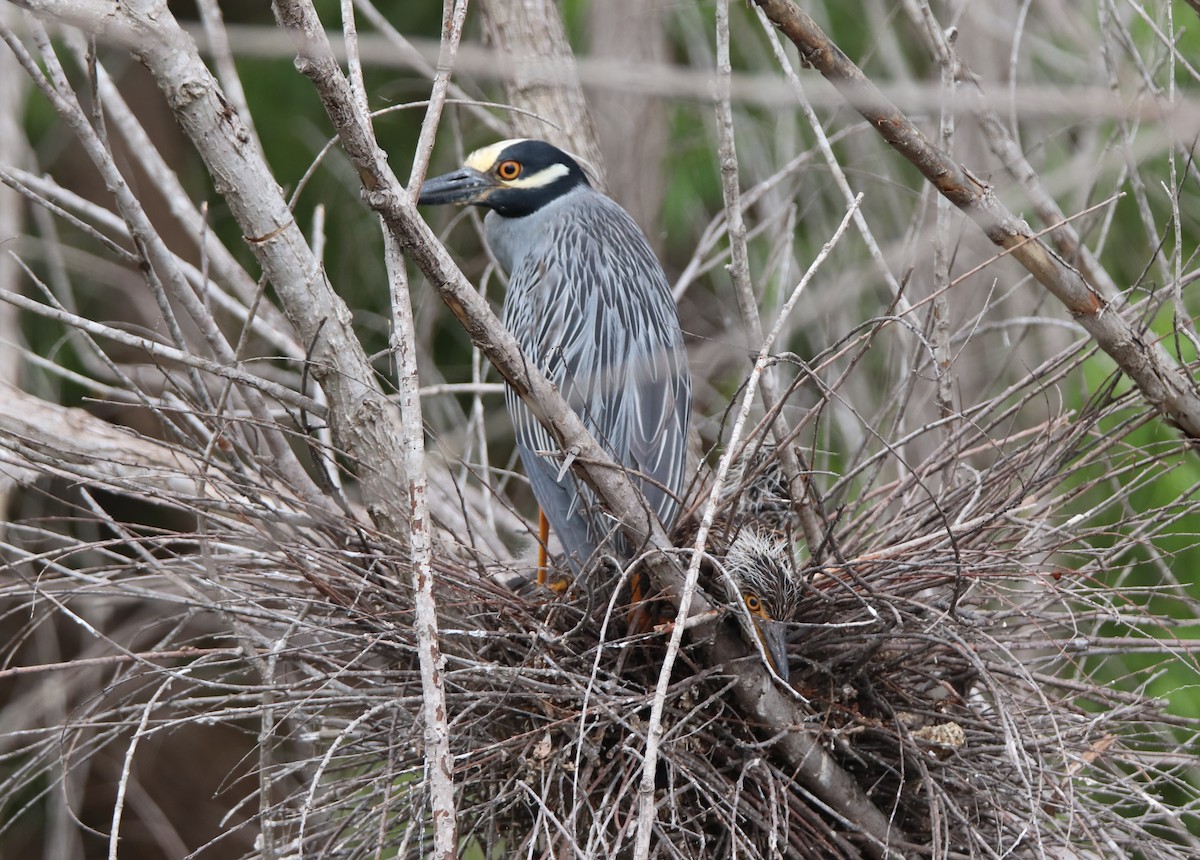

left=0, top=286, right=323, bottom=414
left=406, top=0, right=468, bottom=192
left=752, top=0, right=1200, bottom=441
left=714, top=0, right=826, bottom=556
left=384, top=220, right=458, bottom=856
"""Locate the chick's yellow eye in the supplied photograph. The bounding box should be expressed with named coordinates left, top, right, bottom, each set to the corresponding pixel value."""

left=744, top=594, right=762, bottom=613
left=496, top=160, right=522, bottom=181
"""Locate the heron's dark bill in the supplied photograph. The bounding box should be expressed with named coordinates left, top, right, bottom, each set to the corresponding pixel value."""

left=756, top=618, right=790, bottom=683
left=417, top=167, right=493, bottom=205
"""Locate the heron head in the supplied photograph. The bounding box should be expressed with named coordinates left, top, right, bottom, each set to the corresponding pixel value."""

left=418, top=138, right=591, bottom=218
left=720, top=530, right=803, bottom=682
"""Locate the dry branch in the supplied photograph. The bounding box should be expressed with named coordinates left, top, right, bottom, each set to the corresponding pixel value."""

left=6, top=0, right=413, bottom=540
left=753, top=0, right=1200, bottom=441
left=0, top=382, right=216, bottom=499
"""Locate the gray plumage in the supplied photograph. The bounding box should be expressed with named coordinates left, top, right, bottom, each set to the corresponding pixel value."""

left=491, top=185, right=689, bottom=571
left=419, top=139, right=691, bottom=574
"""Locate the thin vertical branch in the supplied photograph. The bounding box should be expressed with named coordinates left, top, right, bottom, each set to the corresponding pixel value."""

left=931, top=11, right=957, bottom=423
left=108, top=676, right=172, bottom=860
left=714, top=0, right=825, bottom=555
left=1162, top=2, right=1200, bottom=356
left=715, top=0, right=760, bottom=353
left=339, top=0, right=369, bottom=117
left=407, top=0, right=469, bottom=192
left=384, top=228, right=458, bottom=858
left=275, top=4, right=458, bottom=853
left=752, top=0, right=1200, bottom=440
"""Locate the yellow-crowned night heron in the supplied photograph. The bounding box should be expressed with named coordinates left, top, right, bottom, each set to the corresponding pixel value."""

left=419, top=139, right=691, bottom=579
left=721, top=529, right=802, bottom=681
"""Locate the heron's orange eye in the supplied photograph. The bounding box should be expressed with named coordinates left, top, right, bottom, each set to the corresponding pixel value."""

left=497, top=160, right=522, bottom=181
left=744, top=594, right=763, bottom=614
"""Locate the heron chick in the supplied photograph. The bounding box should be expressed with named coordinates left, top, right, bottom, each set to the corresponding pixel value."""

left=720, top=529, right=803, bottom=682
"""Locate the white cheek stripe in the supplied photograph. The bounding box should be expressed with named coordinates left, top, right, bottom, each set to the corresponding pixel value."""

left=464, top=140, right=570, bottom=189
left=504, top=163, right=570, bottom=189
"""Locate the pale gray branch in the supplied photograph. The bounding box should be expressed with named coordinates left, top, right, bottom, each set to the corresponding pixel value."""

left=753, top=0, right=1200, bottom=441
left=8, top=0, right=413, bottom=538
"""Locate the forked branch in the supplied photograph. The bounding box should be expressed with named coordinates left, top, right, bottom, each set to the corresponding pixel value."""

left=753, top=0, right=1200, bottom=441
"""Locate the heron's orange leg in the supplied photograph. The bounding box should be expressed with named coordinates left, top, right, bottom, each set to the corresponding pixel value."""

left=626, top=570, right=655, bottom=633
left=536, top=508, right=550, bottom=585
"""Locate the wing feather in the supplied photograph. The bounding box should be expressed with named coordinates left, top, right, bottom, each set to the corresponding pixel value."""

left=500, top=190, right=691, bottom=572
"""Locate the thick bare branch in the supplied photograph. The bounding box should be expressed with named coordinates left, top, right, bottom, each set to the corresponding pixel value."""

left=753, top=0, right=1200, bottom=440
left=7, top=0, right=413, bottom=538
left=0, top=382, right=215, bottom=499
